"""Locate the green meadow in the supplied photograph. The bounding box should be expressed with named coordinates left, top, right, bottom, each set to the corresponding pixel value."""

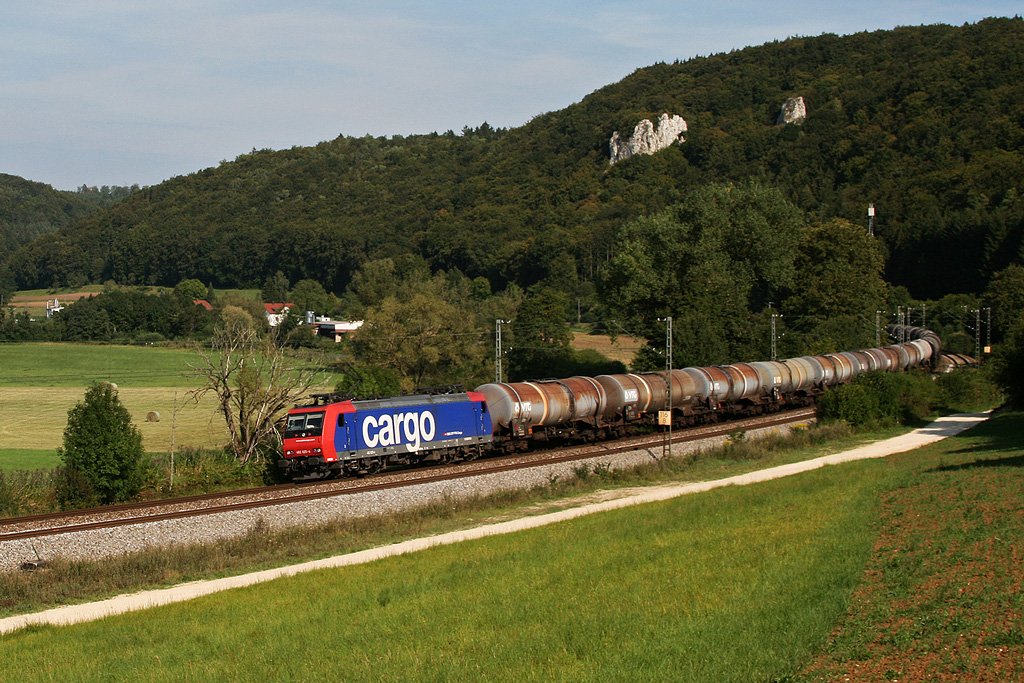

left=1, top=412, right=1018, bottom=681
left=0, top=344, right=229, bottom=459
left=0, top=449, right=61, bottom=471
left=0, top=343, right=202, bottom=388
left=3, top=454, right=882, bottom=682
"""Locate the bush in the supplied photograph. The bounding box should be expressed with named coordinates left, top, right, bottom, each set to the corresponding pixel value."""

left=334, top=362, right=404, bottom=400
left=57, top=383, right=145, bottom=508
left=135, top=331, right=166, bottom=344
left=993, top=315, right=1024, bottom=407
left=817, top=382, right=881, bottom=426
left=55, top=464, right=99, bottom=510
left=818, top=371, right=940, bottom=427
left=509, top=347, right=627, bottom=381
left=148, top=447, right=267, bottom=494
left=937, top=368, right=1003, bottom=412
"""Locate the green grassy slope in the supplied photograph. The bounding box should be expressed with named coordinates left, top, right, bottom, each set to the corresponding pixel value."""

left=4, top=412, right=1020, bottom=681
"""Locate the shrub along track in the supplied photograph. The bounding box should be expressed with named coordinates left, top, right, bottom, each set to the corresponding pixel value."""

left=0, top=408, right=815, bottom=546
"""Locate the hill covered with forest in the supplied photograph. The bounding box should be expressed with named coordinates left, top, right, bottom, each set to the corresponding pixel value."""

left=3, top=18, right=1022, bottom=304
left=0, top=174, right=105, bottom=254
left=0, top=176, right=140, bottom=296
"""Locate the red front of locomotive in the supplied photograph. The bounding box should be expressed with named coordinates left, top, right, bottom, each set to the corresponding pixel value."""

left=281, top=401, right=355, bottom=472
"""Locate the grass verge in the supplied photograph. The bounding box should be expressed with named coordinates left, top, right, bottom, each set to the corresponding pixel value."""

left=2, top=448, right=886, bottom=682
left=0, top=421, right=890, bottom=615
left=3, top=412, right=1018, bottom=682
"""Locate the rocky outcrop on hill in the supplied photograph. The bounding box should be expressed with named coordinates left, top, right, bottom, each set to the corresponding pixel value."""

left=609, top=113, right=687, bottom=165
left=777, top=96, right=807, bottom=125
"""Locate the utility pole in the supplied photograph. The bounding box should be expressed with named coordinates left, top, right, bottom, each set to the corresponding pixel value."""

left=867, top=203, right=875, bottom=236
left=875, top=310, right=881, bottom=347
left=170, top=391, right=177, bottom=490
left=921, top=302, right=927, bottom=329
left=975, top=308, right=982, bottom=360
left=985, top=307, right=992, bottom=356
left=658, top=316, right=673, bottom=460
left=494, top=319, right=508, bottom=383
left=961, top=305, right=974, bottom=354
left=771, top=312, right=778, bottom=360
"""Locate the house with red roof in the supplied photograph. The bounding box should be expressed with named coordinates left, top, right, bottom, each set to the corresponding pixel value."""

left=263, top=302, right=294, bottom=327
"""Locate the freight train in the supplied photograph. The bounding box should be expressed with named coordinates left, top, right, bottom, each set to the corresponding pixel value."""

left=279, top=325, right=944, bottom=480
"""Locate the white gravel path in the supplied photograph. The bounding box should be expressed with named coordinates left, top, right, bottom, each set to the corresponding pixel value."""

left=0, top=411, right=989, bottom=636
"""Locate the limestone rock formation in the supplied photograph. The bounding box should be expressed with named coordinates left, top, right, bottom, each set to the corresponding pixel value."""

left=777, top=96, right=807, bottom=125
left=609, top=113, right=687, bottom=165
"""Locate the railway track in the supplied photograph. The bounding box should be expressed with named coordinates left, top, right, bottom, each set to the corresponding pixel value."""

left=0, top=407, right=816, bottom=544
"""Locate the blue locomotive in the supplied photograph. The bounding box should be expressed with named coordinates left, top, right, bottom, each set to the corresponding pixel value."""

left=281, top=391, right=493, bottom=479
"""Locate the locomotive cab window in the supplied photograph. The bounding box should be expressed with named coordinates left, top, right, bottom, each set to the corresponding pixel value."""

left=285, top=411, right=325, bottom=437
left=337, top=414, right=346, bottom=427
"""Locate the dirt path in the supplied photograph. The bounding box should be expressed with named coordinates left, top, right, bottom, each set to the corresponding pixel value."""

left=0, top=412, right=990, bottom=636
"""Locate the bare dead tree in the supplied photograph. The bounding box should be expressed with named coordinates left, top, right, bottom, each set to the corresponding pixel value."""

left=190, top=308, right=323, bottom=464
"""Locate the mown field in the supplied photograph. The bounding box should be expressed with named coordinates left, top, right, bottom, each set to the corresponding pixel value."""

left=1, top=411, right=1020, bottom=681
left=0, top=342, right=324, bottom=466
left=0, top=386, right=229, bottom=455
left=7, top=286, right=258, bottom=315
left=571, top=331, right=644, bottom=366
left=0, top=342, right=204, bottom=387
left=8, top=290, right=103, bottom=317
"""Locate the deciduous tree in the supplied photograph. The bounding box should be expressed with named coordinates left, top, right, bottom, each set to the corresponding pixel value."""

left=783, top=218, right=888, bottom=352
left=173, top=278, right=208, bottom=301
left=289, top=278, right=336, bottom=317
left=983, top=264, right=1024, bottom=342
left=353, top=276, right=489, bottom=390
left=601, top=182, right=803, bottom=366
left=261, top=270, right=290, bottom=303
left=191, top=313, right=323, bottom=464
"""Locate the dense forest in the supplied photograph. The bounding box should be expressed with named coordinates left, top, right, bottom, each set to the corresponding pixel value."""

left=0, top=176, right=138, bottom=297
left=3, top=18, right=1019, bottom=301
left=0, top=174, right=103, bottom=255
left=1, top=19, right=1022, bottom=366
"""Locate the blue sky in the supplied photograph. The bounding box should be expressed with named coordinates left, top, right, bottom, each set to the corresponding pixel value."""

left=1, top=2, right=1019, bottom=190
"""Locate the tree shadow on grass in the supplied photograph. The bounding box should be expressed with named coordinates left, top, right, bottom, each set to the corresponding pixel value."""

left=932, top=454, right=1024, bottom=473
left=929, top=412, right=1024, bottom=472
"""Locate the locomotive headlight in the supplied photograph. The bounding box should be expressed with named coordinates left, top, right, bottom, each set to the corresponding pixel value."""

left=313, top=447, right=322, bottom=454
left=285, top=450, right=294, bottom=456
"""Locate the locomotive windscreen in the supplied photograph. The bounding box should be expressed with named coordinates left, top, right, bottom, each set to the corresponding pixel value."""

left=285, top=411, right=325, bottom=438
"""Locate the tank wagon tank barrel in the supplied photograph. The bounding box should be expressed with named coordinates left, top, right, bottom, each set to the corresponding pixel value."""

left=473, top=324, right=946, bottom=443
